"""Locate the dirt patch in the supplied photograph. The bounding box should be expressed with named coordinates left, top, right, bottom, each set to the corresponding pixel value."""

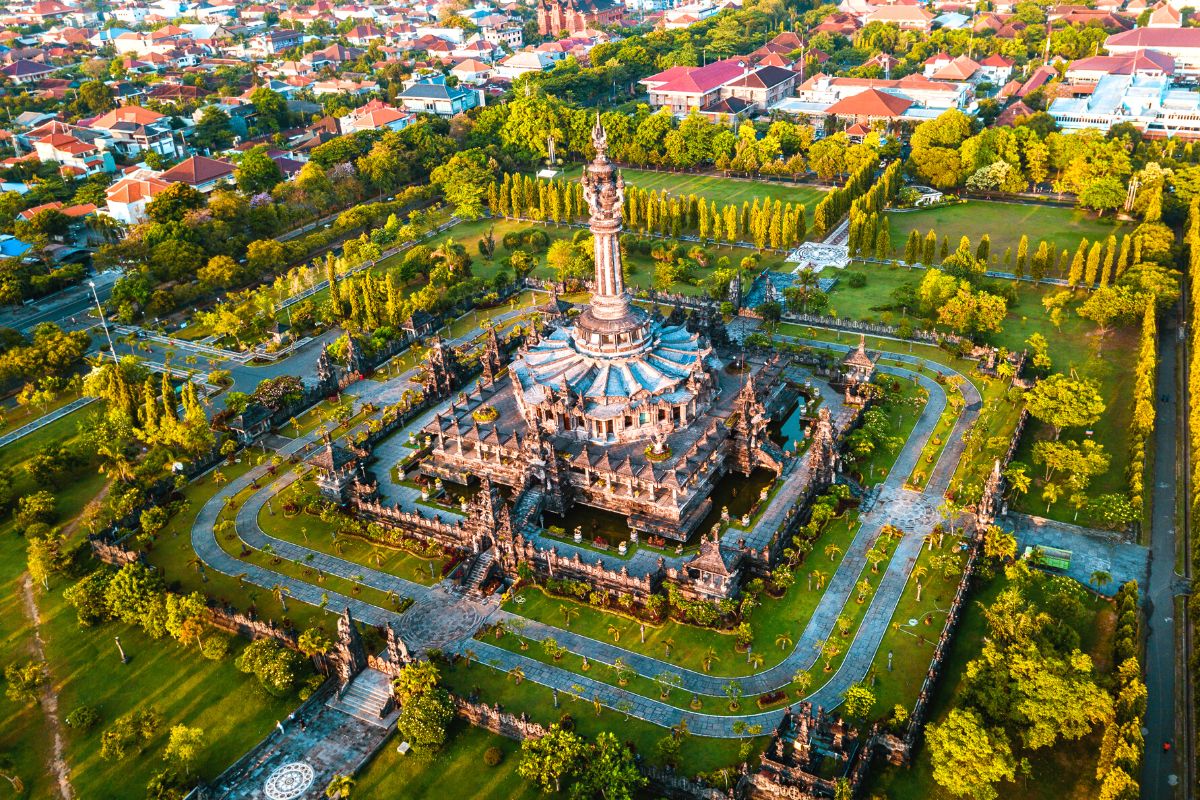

left=1089, top=599, right=1118, bottom=675
left=20, top=576, right=74, bottom=800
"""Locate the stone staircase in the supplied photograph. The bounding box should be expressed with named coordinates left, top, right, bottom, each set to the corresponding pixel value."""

left=327, top=669, right=397, bottom=729
left=463, top=550, right=495, bottom=595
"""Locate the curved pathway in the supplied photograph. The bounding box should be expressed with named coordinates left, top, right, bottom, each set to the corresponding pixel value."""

left=190, top=344, right=982, bottom=735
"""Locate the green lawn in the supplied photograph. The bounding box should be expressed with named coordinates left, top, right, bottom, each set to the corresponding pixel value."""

left=0, top=532, right=57, bottom=800
left=558, top=165, right=828, bottom=208
left=354, top=721, right=539, bottom=799
left=440, top=659, right=767, bottom=777
left=259, top=477, right=446, bottom=586
left=868, top=573, right=1115, bottom=800
left=41, top=581, right=300, bottom=800
left=504, top=512, right=861, bottom=679
left=886, top=201, right=1128, bottom=266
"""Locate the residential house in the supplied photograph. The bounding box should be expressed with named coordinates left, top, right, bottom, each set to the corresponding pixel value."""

left=104, top=168, right=170, bottom=224
left=451, top=58, right=494, bottom=84
left=337, top=100, right=415, bottom=133
left=32, top=130, right=115, bottom=175
left=87, top=105, right=183, bottom=160
left=495, top=49, right=556, bottom=79
left=396, top=74, right=482, bottom=116
left=249, top=28, right=302, bottom=57
left=1, top=59, right=55, bottom=84
left=158, top=154, right=235, bottom=192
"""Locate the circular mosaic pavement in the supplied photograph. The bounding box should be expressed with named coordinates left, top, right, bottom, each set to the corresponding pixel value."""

left=400, top=594, right=486, bottom=650
left=264, top=761, right=315, bottom=800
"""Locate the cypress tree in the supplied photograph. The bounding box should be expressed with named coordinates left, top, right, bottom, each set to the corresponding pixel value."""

left=905, top=230, right=919, bottom=264
left=923, top=230, right=937, bottom=265
left=940, top=235, right=950, bottom=261
left=1084, top=241, right=1103, bottom=287
left=976, top=234, right=990, bottom=263
left=1016, top=234, right=1029, bottom=275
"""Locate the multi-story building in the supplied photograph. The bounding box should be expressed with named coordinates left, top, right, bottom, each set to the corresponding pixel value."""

left=396, top=75, right=482, bottom=117
left=1049, top=71, right=1200, bottom=138
left=1106, top=28, right=1200, bottom=75
left=86, top=105, right=184, bottom=161
left=536, top=0, right=622, bottom=37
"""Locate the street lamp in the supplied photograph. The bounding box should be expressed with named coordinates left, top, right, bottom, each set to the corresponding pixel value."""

left=89, top=280, right=118, bottom=364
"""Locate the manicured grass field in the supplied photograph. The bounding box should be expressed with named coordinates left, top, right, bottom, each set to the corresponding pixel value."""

left=438, top=659, right=768, bottom=776
left=0, top=532, right=57, bottom=800
left=353, top=722, right=539, bottom=799
left=41, top=582, right=300, bottom=800
left=422, top=218, right=791, bottom=297
left=504, top=513, right=861, bottom=679
left=886, top=200, right=1127, bottom=266
left=558, top=165, right=829, bottom=209
left=259, top=477, right=447, bottom=586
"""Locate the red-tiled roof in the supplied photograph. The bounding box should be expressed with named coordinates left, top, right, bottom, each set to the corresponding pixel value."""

left=825, top=88, right=913, bottom=117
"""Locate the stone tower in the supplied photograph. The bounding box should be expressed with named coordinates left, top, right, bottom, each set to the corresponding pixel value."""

left=335, top=607, right=367, bottom=687
left=809, top=406, right=837, bottom=488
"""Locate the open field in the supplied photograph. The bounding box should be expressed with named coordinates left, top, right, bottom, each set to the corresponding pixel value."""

left=886, top=200, right=1128, bottom=265
left=558, top=164, right=828, bottom=208
left=420, top=217, right=791, bottom=297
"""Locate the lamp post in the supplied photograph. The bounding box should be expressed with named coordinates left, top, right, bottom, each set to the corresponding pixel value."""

left=89, top=280, right=118, bottom=364
left=115, top=636, right=127, bottom=664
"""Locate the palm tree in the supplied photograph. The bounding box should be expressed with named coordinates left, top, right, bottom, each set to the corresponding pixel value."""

left=462, top=647, right=476, bottom=668
left=508, top=666, right=525, bottom=685
left=187, top=556, right=207, bottom=582
left=820, top=639, right=842, bottom=671
left=811, top=570, right=828, bottom=590
left=775, top=633, right=793, bottom=651
left=559, top=604, right=579, bottom=628
left=235, top=572, right=249, bottom=590
left=866, top=546, right=887, bottom=574
left=824, top=543, right=843, bottom=562
left=1042, top=482, right=1061, bottom=513
left=1089, top=570, right=1112, bottom=598
left=606, top=624, right=621, bottom=643
left=663, top=637, right=675, bottom=658
left=748, top=651, right=764, bottom=670
left=837, top=614, right=853, bottom=637
left=703, top=647, right=719, bottom=673
left=325, top=774, right=355, bottom=799
left=912, top=565, right=929, bottom=602
left=271, top=584, right=290, bottom=613
left=369, top=549, right=385, bottom=568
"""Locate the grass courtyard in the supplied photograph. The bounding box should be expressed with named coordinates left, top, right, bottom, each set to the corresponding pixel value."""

left=886, top=200, right=1128, bottom=267
left=557, top=164, right=829, bottom=209
left=419, top=217, right=792, bottom=298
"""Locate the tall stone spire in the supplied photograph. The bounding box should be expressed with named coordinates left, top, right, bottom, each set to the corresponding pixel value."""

left=574, top=116, right=650, bottom=354
left=581, top=114, right=628, bottom=317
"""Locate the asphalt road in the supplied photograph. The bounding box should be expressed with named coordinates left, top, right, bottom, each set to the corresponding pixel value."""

left=0, top=270, right=119, bottom=335
left=1143, top=305, right=1183, bottom=799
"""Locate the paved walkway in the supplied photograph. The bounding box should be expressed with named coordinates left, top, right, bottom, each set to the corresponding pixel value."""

left=189, top=341, right=981, bottom=734
left=0, top=396, right=95, bottom=449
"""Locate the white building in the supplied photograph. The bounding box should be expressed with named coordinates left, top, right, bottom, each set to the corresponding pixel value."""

left=1049, top=72, right=1200, bottom=138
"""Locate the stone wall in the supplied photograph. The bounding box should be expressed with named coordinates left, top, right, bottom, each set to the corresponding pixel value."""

left=89, top=538, right=141, bottom=567
left=208, top=606, right=300, bottom=649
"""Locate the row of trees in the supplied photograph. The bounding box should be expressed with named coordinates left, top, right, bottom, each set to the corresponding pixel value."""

left=1095, top=582, right=1147, bottom=800
left=489, top=171, right=809, bottom=251
left=1127, top=303, right=1157, bottom=513
left=811, top=153, right=879, bottom=239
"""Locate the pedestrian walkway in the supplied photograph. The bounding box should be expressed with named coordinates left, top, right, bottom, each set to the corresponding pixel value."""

left=191, top=334, right=980, bottom=733
left=0, top=396, right=95, bottom=449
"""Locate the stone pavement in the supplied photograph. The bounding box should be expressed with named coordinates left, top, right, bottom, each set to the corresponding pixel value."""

left=190, top=337, right=980, bottom=735
left=1008, top=512, right=1149, bottom=596
left=205, top=682, right=389, bottom=800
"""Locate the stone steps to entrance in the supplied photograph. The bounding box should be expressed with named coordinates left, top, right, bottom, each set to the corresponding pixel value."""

left=464, top=550, right=494, bottom=594
left=327, top=669, right=398, bottom=729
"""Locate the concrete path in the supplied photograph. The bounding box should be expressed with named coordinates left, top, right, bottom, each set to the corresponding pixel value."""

left=0, top=396, right=95, bottom=449
left=189, top=346, right=977, bottom=734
